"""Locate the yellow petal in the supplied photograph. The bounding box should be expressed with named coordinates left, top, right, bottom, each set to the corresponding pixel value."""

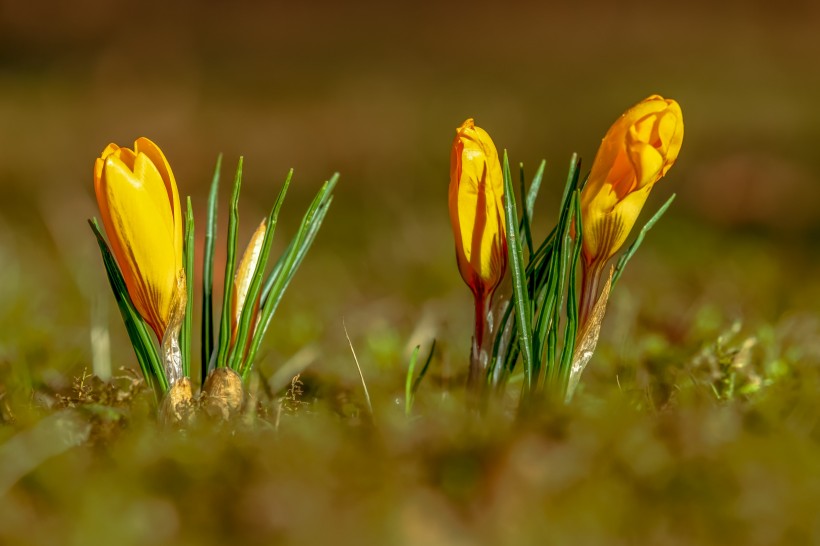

left=580, top=95, right=684, bottom=265
left=100, top=143, right=120, bottom=161
left=658, top=107, right=684, bottom=175
left=100, top=153, right=178, bottom=338
left=630, top=113, right=657, bottom=143
left=93, top=137, right=184, bottom=341
left=448, top=118, right=507, bottom=298
left=626, top=140, right=664, bottom=190
left=113, top=146, right=137, bottom=170
left=94, top=144, right=122, bottom=200
left=135, top=137, right=183, bottom=271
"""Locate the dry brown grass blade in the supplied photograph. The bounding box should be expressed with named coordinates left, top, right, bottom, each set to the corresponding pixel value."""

left=343, top=319, right=373, bottom=416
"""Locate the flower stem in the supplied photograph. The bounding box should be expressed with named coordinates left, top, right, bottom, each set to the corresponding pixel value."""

left=468, top=292, right=490, bottom=389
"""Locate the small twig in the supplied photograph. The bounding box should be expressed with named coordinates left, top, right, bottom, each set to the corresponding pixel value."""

left=343, top=318, right=373, bottom=416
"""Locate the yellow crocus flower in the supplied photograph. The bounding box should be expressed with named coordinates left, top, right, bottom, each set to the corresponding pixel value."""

left=93, top=137, right=184, bottom=341
left=580, top=95, right=684, bottom=266
left=449, top=118, right=507, bottom=385
left=448, top=118, right=507, bottom=304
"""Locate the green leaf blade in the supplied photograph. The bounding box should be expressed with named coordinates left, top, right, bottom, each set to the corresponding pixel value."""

left=181, top=196, right=194, bottom=379
left=231, top=170, right=293, bottom=375
left=613, top=193, right=676, bottom=287
left=216, top=157, right=243, bottom=369
left=526, top=160, right=546, bottom=221
left=501, top=151, right=534, bottom=393
left=89, top=219, right=166, bottom=398
left=558, top=193, right=583, bottom=392
left=405, top=345, right=420, bottom=417
left=201, top=154, right=222, bottom=383
left=245, top=174, right=338, bottom=379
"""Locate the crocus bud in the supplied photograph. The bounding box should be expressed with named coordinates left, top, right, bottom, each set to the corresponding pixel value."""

left=93, top=137, right=184, bottom=341
left=580, top=95, right=684, bottom=266
left=231, top=219, right=267, bottom=346
left=448, top=118, right=507, bottom=302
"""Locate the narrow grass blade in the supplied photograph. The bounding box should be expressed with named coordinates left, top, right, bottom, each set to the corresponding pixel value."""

left=255, top=191, right=334, bottom=336
left=526, top=237, right=549, bottom=280
left=265, top=196, right=333, bottom=301
left=502, top=151, right=534, bottom=392
left=532, top=155, right=581, bottom=377
left=405, top=345, right=420, bottom=417
left=503, top=341, right=521, bottom=384
left=518, top=164, right=534, bottom=257
left=201, top=154, right=222, bottom=383
left=261, top=174, right=338, bottom=304
left=545, top=229, right=572, bottom=387
left=181, top=197, right=194, bottom=379
left=526, top=160, right=546, bottom=222
left=405, top=341, right=436, bottom=415
left=546, top=190, right=580, bottom=387
left=412, top=339, right=436, bottom=395
left=89, top=219, right=166, bottom=397
left=532, top=268, right=556, bottom=367
left=613, top=193, right=676, bottom=287
left=343, top=319, right=372, bottom=416
left=231, top=170, right=292, bottom=375
left=558, top=195, right=583, bottom=391
left=245, top=174, right=338, bottom=377
left=560, top=155, right=580, bottom=221
left=527, top=154, right=581, bottom=275
left=216, top=158, right=243, bottom=369
left=526, top=227, right=557, bottom=276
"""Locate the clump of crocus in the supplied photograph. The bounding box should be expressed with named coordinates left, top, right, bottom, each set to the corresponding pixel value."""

left=448, top=118, right=508, bottom=385
left=447, top=97, right=683, bottom=406
left=90, top=137, right=338, bottom=425
left=579, top=95, right=684, bottom=324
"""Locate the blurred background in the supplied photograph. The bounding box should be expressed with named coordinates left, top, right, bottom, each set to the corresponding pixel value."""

left=2, top=0, right=820, bottom=386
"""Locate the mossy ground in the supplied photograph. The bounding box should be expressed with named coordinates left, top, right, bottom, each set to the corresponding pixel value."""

left=1, top=218, right=819, bottom=545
